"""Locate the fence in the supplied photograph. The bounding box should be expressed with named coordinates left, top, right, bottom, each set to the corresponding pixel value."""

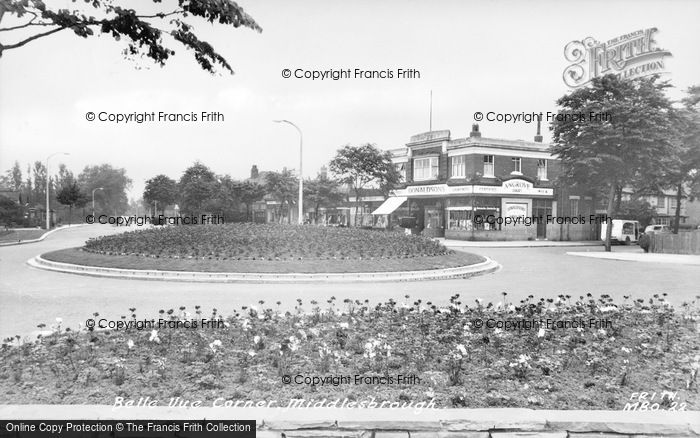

left=650, top=230, right=700, bottom=255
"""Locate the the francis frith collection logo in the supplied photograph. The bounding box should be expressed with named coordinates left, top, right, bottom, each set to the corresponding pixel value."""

left=563, top=28, right=672, bottom=88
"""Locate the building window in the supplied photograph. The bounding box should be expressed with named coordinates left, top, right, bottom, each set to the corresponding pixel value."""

left=450, top=155, right=465, bottom=178
left=512, top=157, right=522, bottom=174
left=657, top=196, right=665, bottom=209
left=483, top=155, right=494, bottom=177
left=413, top=157, right=439, bottom=181
left=537, top=159, right=548, bottom=180
left=569, top=198, right=579, bottom=216
left=394, top=162, right=406, bottom=181
left=670, top=197, right=677, bottom=210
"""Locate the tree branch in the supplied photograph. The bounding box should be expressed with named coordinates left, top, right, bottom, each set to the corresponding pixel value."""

left=0, top=25, right=68, bottom=53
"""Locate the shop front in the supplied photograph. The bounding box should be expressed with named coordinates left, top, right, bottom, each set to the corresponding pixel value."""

left=386, top=178, right=555, bottom=241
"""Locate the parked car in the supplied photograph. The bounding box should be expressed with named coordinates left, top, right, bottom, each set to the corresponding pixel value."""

left=600, top=219, right=640, bottom=245
left=643, top=224, right=670, bottom=234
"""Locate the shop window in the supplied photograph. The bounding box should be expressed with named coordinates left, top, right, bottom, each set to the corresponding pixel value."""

left=537, top=159, right=548, bottom=180
left=451, top=155, right=466, bottom=178
left=511, top=157, right=522, bottom=174
left=448, top=207, right=500, bottom=231
left=483, top=155, right=494, bottom=177
left=448, top=210, right=473, bottom=230
left=394, top=162, right=406, bottom=181
left=413, top=157, right=439, bottom=181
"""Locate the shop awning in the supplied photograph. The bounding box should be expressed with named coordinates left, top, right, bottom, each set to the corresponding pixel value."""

left=372, top=197, right=407, bottom=215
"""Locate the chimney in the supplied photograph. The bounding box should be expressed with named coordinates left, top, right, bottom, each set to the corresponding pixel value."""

left=470, top=123, right=481, bottom=138
left=250, top=165, right=259, bottom=179
left=534, top=116, right=543, bottom=143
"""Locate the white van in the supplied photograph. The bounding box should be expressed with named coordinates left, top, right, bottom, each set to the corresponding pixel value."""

left=600, top=219, right=640, bottom=245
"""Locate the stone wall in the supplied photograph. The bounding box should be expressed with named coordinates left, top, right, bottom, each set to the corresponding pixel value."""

left=0, top=407, right=697, bottom=437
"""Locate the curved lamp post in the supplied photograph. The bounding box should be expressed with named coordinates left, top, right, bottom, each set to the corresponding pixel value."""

left=273, top=119, right=303, bottom=224
left=45, top=152, right=69, bottom=230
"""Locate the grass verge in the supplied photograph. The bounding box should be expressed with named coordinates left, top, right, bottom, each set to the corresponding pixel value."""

left=42, top=247, right=485, bottom=273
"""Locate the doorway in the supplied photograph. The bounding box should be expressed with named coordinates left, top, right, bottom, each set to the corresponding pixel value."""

left=533, top=199, right=552, bottom=239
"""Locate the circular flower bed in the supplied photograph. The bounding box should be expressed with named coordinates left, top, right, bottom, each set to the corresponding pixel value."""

left=82, top=224, right=449, bottom=261
left=1, top=294, right=698, bottom=408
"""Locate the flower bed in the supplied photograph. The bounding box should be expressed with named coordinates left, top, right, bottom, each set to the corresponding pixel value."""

left=82, top=224, right=448, bottom=260
left=1, top=294, right=698, bottom=408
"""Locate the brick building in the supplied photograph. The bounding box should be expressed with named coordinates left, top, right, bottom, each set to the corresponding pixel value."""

left=374, top=123, right=598, bottom=241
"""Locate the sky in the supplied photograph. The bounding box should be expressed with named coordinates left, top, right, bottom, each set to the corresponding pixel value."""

left=1, top=0, right=699, bottom=200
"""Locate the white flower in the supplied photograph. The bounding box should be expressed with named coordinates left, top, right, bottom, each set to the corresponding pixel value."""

left=253, top=335, right=261, bottom=344
left=598, top=329, right=607, bottom=336
left=241, top=319, right=251, bottom=331
left=456, top=344, right=468, bottom=356
left=127, top=339, right=134, bottom=349
left=149, top=330, right=160, bottom=343
left=537, top=328, right=546, bottom=338
left=288, top=336, right=300, bottom=352
left=247, top=350, right=256, bottom=357
left=209, top=339, right=222, bottom=352
left=339, top=322, right=349, bottom=329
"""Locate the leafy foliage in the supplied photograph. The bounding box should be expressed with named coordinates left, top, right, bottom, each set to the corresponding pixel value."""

left=77, top=164, right=132, bottom=215
left=0, top=0, right=262, bottom=74
left=551, top=74, right=676, bottom=250
left=177, top=162, right=218, bottom=216
left=143, top=174, right=178, bottom=210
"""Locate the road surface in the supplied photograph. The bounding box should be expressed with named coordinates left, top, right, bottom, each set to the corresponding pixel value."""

left=1, top=225, right=697, bottom=339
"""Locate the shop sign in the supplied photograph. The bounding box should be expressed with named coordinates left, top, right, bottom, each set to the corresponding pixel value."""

left=505, top=202, right=528, bottom=218
left=394, top=180, right=553, bottom=197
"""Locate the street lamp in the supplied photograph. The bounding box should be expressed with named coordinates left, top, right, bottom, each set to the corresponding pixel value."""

left=92, top=187, right=104, bottom=220
left=273, top=119, right=303, bottom=224
left=45, top=152, right=69, bottom=230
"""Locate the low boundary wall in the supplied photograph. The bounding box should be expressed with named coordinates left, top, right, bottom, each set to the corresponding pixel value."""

left=0, top=407, right=698, bottom=437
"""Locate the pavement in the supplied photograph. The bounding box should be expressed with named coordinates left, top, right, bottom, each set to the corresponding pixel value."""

left=438, top=238, right=601, bottom=248
left=2, top=225, right=700, bottom=340
left=568, top=250, right=700, bottom=265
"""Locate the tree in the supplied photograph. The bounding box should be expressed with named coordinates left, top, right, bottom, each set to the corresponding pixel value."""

left=78, top=164, right=132, bottom=215
left=0, top=0, right=262, bottom=74
left=329, top=144, right=400, bottom=226
left=143, top=174, right=178, bottom=214
left=616, top=198, right=657, bottom=229
left=264, top=169, right=298, bottom=224
left=551, top=75, right=676, bottom=251
left=31, top=160, right=46, bottom=206
left=178, top=162, right=218, bottom=216
left=664, top=85, right=700, bottom=233
left=235, top=180, right=265, bottom=222
left=0, top=195, right=23, bottom=226
left=210, top=175, right=241, bottom=220
left=303, top=173, right=344, bottom=224
left=56, top=181, right=87, bottom=224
